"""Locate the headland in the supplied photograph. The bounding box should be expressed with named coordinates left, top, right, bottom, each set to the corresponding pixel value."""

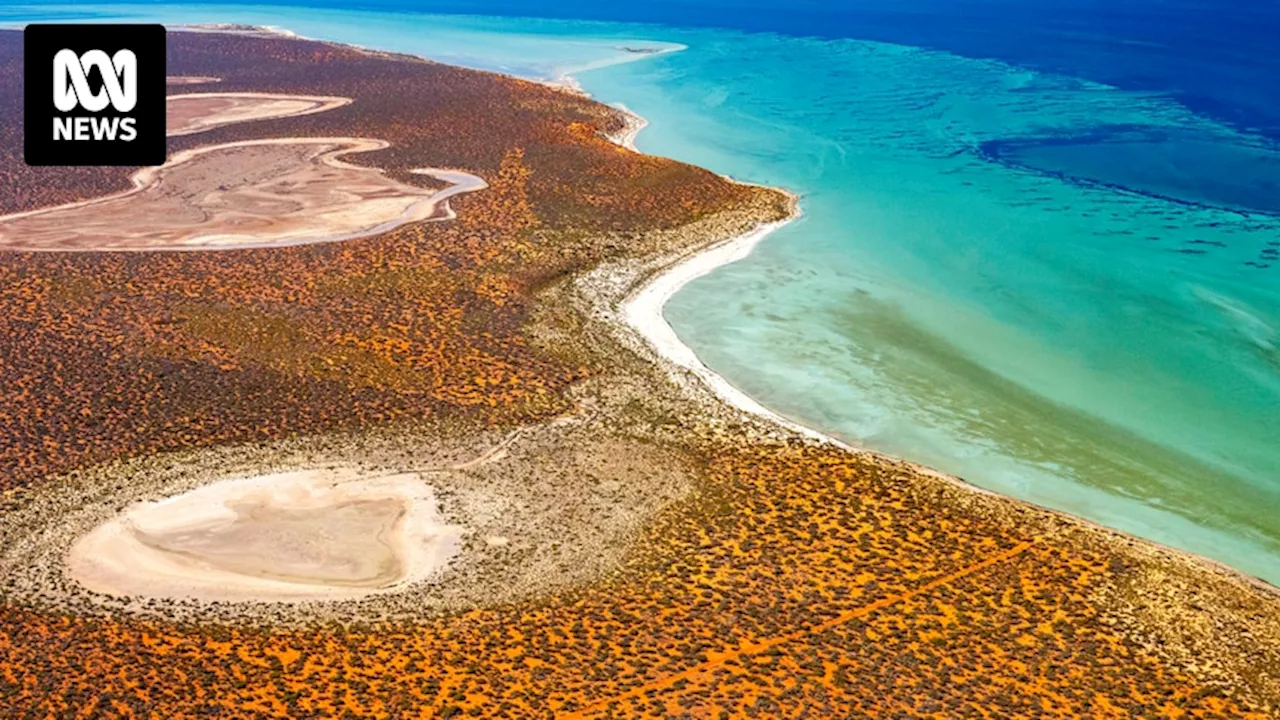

left=0, top=26, right=1277, bottom=718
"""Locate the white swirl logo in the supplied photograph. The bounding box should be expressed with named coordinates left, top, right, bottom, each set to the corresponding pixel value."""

left=52, top=48, right=137, bottom=113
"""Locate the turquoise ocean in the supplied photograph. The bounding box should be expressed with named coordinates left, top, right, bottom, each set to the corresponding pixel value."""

left=7, top=3, right=1280, bottom=582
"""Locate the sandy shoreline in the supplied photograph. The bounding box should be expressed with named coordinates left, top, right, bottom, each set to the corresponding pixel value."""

left=618, top=214, right=854, bottom=446
left=604, top=103, right=648, bottom=151
left=576, top=67, right=840, bottom=443
left=1, top=25, right=1276, bottom=713
left=530, top=54, right=861, bottom=449
left=615, top=205, right=1280, bottom=596
left=583, top=69, right=1280, bottom=598
left=612, top=167, right=1280, bottom=597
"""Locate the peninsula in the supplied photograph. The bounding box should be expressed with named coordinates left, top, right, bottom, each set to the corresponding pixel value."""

left=0, top=27, right=1276, bottom=718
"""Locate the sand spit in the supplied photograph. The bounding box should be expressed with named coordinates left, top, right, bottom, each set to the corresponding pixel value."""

left=0, top=138, right=486, bottom=251
left=68, top=469, right=461, bottom=603
left=170, top=23, right=303, bottom=39
left=167, top=92, right=351, bottom=136
left=542, top=43, right=688, bottom=96
left=603, top=103, right=648, bottom=151
left=166, top=75, right=222, bottom=86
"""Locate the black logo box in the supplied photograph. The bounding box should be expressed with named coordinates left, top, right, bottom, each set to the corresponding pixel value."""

left=24, top=24, right=166, bottom=167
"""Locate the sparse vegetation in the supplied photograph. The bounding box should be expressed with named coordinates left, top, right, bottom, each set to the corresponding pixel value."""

left=0, top=28, right=1277, bottom=720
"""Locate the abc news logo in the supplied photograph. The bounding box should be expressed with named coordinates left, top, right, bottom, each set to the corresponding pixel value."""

left=53, top=49, right=140, bottom=141
left=25, top=24, right=166, bottom=166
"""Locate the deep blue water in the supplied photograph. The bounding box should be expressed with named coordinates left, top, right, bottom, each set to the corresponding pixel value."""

left=981, top=128, right=1280, bottom=219
left=22, top=0, right=1280, bottom=230
left=104, top=0, right=1280, bottom=140
left=5, top=1, right=1279, bottom=581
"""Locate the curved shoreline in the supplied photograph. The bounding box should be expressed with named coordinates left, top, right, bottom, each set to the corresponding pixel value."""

left=562, top=57, right=1280, bottom=597
left=129, top=26, right=1278, bottom=595
left=616, top=198, right=1280, bottom=599
left=0, top=22, right=1276, bottom=714
left=19, top=17, right=1273, bottom=596
left=619, top=212, right=848, bottom=445
left=167, top=22, right=1278, bottom=596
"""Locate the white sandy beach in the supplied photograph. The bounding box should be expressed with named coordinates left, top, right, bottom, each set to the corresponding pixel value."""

left=570, top=63, right=853, bottom=448
left=605, top=102, right=648, bottom=151
left=618, top=216, right=847, bottom=443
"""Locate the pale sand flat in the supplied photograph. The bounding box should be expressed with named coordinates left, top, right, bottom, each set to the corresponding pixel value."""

left=0, top=138, right=486, bottom=251
left=167, top=92, right=351, bottom=137
left=166, top=76, right=222, bottom=86
left=67, top=469, right=462, bottom=603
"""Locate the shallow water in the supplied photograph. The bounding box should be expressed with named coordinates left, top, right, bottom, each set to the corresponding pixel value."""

left=10, top=3, right=1280, bottom=582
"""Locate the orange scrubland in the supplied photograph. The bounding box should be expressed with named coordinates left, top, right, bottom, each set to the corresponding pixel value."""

left=1, top=29, right=1278, bottom=719
left=0, top=30, right=750, bottom=490
left=3, top=444, right=1274, bottom=717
